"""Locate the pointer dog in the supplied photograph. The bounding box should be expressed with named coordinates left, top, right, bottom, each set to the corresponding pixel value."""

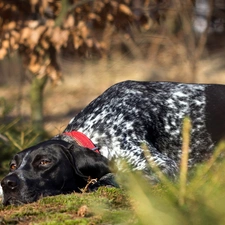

left=1, top=80, right=225, bottom=205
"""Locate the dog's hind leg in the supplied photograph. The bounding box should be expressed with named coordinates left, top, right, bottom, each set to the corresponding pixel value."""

left=114, top=141, right=179, bottom=182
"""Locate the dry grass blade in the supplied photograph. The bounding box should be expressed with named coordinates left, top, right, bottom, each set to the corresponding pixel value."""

left=179, top=117, right=191, bottom=206
left=1, top=118, right=20, bottom=131
left=5, top=131, right=23, bottom=151
left=25, top=133, right=40, bottom=147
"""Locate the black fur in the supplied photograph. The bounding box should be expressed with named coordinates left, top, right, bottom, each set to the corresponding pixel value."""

left=1, top=140, right=116, bottom=205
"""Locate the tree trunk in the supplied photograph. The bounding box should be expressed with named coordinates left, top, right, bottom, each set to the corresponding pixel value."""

left=30, top=76, right=48, bottom=138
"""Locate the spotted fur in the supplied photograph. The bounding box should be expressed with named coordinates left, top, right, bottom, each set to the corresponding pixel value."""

left=54, top=80, right=224, bottom=179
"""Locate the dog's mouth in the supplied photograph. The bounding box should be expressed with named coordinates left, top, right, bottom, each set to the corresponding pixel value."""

left=3, top=196, right=25, bottom=206
left=2, top=190, right=40, bottom=206
left=2, top=188, right=66, bottom=206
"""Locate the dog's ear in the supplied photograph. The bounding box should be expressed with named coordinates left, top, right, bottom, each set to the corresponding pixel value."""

left=60, top=142, right=113, bottom=188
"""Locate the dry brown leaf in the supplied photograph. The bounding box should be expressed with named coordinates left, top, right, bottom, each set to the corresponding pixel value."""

left=7, top=21, right=16, bottom=30
left=20, top=27, right=32, bottom=43
left=12, top=43, right=19, bottom=50
left=11, top=30, right=20, bottom=41
left=51, top=27, right=61, bottom=44
left=73, top=35, right=83, bottom=49
left=94, top=1, right=105, bottom=13
left=29, top=26, right=46, bottom=49
left=51, top=28, right=69, bottom=50
left=119, top=4, right=132, bottom=16
left=38, top=48, right=45, bottom=56
left=46, top=65, right=62, bottom=83
left=85, top=38, right=93, bottom=48
left=110, top=1, right=119, bottom=9
left=88, top=13, right=101, bottom=22
left=107, top=14, right=114, bottom=21
left=2, top=40, right=9, bottom=49
left=11, top=4, right=17, bottom=12
left=78, top=22, right=89, bottom=39
left=30, top=54, right=38, bottom=65
left=53, top=1, right=62, bottom=15
left=30, top=0, right=38, bottom=13
left=41, top=39, right=49, bottom=49
left=75, top=7, right=81, bottom=13
left=9, top=37, right=16, bottom=47
left=64, top=15, right=74, bottom=29
left=44, top=27, right=53, bottom=38
left=28, top=21, right=39, bottom=28
left=36, top=25, right=46, bottom=34
left=4, top=33, right=10, bottom=39
left=29, top=63, right=41, bottom=74
left=30, top=0, right=38, bottom=6
left=60, top=30, right=69, bottom=47
left=37, top=65, right=48, bottom=78
left=29, top=31, right=40, bottom=48
left=46, top=19, right=55, bottom=27
left=41, top=0, right=49, bottom=11
left=0, top=48, right=7, bottom=59
left=77, top=205, right=88, bottom=217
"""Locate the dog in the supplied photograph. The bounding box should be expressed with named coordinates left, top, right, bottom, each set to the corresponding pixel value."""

left=1, top=80, right=225, bottom=205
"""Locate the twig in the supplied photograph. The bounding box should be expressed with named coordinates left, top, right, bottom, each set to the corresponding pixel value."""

left=0, top=133, right=9, bottom=142
left=81, top=177, right=98, bottom=193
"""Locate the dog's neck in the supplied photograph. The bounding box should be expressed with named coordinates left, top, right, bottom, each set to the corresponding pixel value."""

left=54, top=131, right=100, bottom=153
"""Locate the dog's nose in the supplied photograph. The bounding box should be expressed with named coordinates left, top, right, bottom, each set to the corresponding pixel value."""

left=1, top=174, right=19, bottom=190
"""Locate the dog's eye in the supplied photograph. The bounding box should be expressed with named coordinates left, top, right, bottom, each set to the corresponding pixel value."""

left=40, top=159, right=51, bottom=166
left=10, top=163, right=17, bottom=171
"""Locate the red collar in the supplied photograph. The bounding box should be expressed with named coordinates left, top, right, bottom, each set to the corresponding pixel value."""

left=63, top=131, right=100, bottom=154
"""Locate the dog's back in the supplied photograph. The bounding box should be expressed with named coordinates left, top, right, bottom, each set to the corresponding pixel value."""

left=63, top=81, right=225, bottom=177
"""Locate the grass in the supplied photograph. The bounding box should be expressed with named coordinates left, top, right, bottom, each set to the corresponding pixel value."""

left=0, top=188, right=133, bottom=224
left=2, top=120, right=225, bottom=224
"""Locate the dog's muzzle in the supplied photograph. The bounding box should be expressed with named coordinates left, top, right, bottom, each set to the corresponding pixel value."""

left=1, top=174, right=24, bottom=206
left=1, top=174, right=20, bottom=191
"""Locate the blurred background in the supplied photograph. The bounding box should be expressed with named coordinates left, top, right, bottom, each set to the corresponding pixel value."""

left=0, top=0, right=225, bottom=176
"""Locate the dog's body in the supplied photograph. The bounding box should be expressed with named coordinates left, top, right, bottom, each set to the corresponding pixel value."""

left=2, top=80, right=225, bottom=205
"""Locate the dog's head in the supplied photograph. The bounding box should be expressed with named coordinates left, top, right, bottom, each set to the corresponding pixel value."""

left=1, top=139, right=113, bottom=206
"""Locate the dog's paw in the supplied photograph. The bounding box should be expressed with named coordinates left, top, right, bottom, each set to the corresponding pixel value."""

left=88, top=173, right=119, bottom=191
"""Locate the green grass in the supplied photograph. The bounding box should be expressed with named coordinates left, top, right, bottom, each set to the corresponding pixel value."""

left=0, top=187, right=134, bottom=224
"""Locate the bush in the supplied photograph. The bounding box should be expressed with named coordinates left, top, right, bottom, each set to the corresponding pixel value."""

left=0, top=98, right=40, bottom=178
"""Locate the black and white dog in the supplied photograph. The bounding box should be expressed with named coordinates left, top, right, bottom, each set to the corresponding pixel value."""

left=1, top=80, right=225, bottom=205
